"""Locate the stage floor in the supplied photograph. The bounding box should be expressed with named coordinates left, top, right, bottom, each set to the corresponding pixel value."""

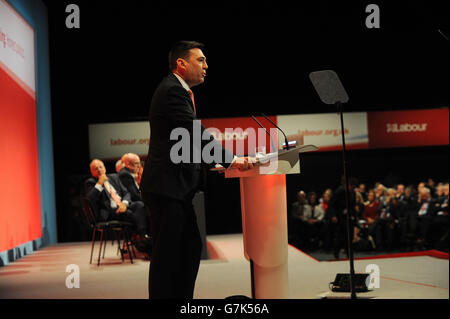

left=0, top=234, right=448, bottom=299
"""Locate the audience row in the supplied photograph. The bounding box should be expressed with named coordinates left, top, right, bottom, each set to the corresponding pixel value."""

left=289, top=179, right=449, bottom=258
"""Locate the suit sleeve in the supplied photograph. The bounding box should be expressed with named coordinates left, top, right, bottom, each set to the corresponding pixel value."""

left=166, top=85, right=235, bottom=169
left=85, top=178, right=102, bottom=204
left=119, top=172, right=140, bottom=201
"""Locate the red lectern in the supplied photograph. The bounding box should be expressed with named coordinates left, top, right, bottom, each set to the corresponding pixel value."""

left=219, top=144, right=318, bottom=299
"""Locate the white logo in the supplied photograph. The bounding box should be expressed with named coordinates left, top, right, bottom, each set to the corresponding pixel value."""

left=365, top=4, right=380, bottom=29
left=365, top=264, right=380, bottom=289
left=65, top=4, right=80, bottom=29
left=386, top=123, right=428, bottom=133
left=65, top=264, right=80, bottom=288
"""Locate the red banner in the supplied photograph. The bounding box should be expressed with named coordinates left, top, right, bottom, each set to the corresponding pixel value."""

left=0, top=66, right=42, bottom=252
left=368, top=108, right=449, bottom=149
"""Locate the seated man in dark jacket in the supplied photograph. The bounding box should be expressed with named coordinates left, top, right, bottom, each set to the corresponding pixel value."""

left=85, top=159, right=151, bottom=253
left=118, top=153, right=143, bottom=202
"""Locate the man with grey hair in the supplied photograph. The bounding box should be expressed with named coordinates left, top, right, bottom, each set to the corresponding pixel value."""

left=119, top=153, right=142, bottom=202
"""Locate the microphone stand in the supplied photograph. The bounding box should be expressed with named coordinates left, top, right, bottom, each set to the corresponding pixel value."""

left=251, top=115, right=277, bottom=153
left=337, top=101, right=357, bottom=299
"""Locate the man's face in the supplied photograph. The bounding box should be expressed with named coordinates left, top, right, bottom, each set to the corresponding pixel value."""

left=126, top=155, right=141, bottom=174
left=90, top=160, right=106, bottom=178
left=182, top=48, right=208, bottom=87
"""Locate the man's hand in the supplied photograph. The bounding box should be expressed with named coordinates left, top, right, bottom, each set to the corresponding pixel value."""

left=230, top=157, right=258, bottom=171
left=116, top=202, right=128, bottom=214
left=98, top=174, right=108, bottom=186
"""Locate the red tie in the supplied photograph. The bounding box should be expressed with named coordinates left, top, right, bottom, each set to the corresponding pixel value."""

left=104, top=181, right=122, bottom=207
left=188, top=89, right=196, bottom=114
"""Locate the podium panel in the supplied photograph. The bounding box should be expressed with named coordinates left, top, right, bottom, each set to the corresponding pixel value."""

left=240, top=174, right=288, bottom=298
left=240, top=174, right=287, bottom=268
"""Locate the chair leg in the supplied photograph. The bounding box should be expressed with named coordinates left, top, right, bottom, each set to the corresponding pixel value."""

left=117, top=230, right=125, bottom=262
left=90, top=228, right=97, bottom=264
left=124, top=229, right=133, bottom=264
left=114, top=230, right=121, bottom=256
left=102, top=229, right=108, bottom=259
left=131, top=235, right=137, bottom=258
left=97, top=229, right=104, bottom=266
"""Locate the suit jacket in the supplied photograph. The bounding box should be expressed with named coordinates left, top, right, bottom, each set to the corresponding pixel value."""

left=118, top=167, right=141, bottom=202
left=85, top=173, right=132, bottom=221
left=140, top=73, right=234, bottom=201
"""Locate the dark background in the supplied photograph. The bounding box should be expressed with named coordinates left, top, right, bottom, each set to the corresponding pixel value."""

left=40, top=0, right=449, bottom=241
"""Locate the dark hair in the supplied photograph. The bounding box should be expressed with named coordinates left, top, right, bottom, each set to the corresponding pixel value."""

left=168, top=40, right=205, bottom=71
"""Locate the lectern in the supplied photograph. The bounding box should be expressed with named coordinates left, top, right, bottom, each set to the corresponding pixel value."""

left=219, top=144, right=318, bottom=299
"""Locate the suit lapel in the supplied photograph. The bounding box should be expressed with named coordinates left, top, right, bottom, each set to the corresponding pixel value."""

left=167, top=73, right=196, bottom=114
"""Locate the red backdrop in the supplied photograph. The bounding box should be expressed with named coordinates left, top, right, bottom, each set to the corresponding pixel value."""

left=0, top=64, right=42, bottom=252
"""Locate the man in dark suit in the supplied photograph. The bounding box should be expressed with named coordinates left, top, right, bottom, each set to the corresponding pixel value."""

left=140, top=40, right=254, bottom=299
left=85, top=159, right=151, bottom=251
left=118, top=153, right=143, bottom=202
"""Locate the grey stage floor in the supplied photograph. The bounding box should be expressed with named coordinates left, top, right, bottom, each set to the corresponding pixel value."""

left=0, top=234, right=448, bottom=299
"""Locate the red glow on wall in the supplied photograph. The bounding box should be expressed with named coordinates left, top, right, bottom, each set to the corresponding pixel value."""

left=0, top=65, right=42, bottom=252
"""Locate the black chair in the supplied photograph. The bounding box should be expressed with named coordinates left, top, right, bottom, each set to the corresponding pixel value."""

left=80, top=196, right=136, bottom=266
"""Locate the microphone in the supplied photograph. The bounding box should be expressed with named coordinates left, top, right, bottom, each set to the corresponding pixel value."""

left=438, top=29, right=449, bottom=42
left=261, top=113, right=291, bottom=150
left=250, top=115, right=277, bottom=153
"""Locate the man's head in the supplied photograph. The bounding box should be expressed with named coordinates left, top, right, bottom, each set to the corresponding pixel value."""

left=122, top=153, right=141, bottom=174
left=297, top=190, right=306, bottom=203
left=419, top=187, right=431, bottom=201
left=358, top=184, right=366, bottom=193
left=444, top=183, right=449, bottom=197
left=418, top=182, right=425, bottom=192
left=169, top=40, right=208, bottom=88
left=396, top=184, right=405, bottom=195
left=375, top=184, right=385, bottom=197
left=90, top=159, right=106, bottom=178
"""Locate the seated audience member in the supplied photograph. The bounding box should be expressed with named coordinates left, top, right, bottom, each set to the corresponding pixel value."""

left=417, top=182, right=425, bottom=195
left=289, top=190, right=311, bottom=249
left=384, top=189, right=407, bottom=251
left=398, top=185, right=420, bottom=251
left=363, top=189, right=380, bottom=249
left=374, top=183, right=386, bottom=203
left=395, top=184, right=405, bottom=202
left=352, top=191, right=369, bottom=249
left=356, top=184, right=368, bottom=202
left=434, top=183, right=444, bottom=200
left=430, top=183, right=449, bottom=250
left=321, top=189, right=336, bottom=252
left=426, top=178, right=436, bottom=198
left=85, top=159, right=151, bottom=253
left=301, top=192, right=325, bottom=250
left=363, top=190, right=380, bottom=225
left=119, top=153, right=143, bottom=202
left=371, top=188, right=401, bottom=251
left=411, top=187, right=435, bottom=250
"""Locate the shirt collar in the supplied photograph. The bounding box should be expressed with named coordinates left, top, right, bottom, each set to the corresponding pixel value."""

left=173, top=73, right=190, bottom=91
